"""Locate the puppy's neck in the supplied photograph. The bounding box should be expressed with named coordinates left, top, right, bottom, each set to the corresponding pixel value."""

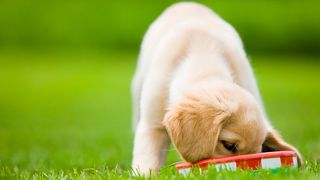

left=169, top=50, right=234, bottom=105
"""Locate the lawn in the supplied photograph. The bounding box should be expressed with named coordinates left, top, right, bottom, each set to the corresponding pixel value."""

left=0, top=51, right=319, bottom=179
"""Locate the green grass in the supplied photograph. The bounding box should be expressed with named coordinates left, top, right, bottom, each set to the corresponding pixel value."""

left=0, top=51, right=319, bottom=179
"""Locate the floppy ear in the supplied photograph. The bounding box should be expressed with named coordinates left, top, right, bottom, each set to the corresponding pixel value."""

left=262, top=129, right=302, bottom=166
left=163, top=102, right=230, bottom=163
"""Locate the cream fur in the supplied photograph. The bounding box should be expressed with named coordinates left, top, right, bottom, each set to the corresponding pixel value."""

left=131, top=2, right=301, bottom=175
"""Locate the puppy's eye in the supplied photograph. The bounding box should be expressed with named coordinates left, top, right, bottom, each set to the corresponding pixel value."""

left=221, top=140, right=238, bottom=153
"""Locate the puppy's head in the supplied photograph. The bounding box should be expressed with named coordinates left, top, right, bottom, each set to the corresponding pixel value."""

left=262, top=129, right=302, bottom=165
left=163, top=83, right=302, bottom=164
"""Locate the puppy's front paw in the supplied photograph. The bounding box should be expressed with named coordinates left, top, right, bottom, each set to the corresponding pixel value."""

left=132, top=162, right=158, bottom=176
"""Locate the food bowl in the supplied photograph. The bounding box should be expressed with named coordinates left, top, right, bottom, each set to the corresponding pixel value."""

left=175, top=151, right=299, bottom=174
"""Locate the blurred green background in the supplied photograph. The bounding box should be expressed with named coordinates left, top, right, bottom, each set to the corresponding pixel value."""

left=0, top=0, right=320, bottom=178
left=1, top=0, right=320, bottom=54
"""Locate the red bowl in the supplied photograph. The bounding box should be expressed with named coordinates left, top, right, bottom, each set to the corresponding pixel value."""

left=176, top=151, right=299, bottom=174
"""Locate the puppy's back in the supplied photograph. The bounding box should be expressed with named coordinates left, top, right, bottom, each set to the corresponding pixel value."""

left=139, top=2, right=240, bottom=70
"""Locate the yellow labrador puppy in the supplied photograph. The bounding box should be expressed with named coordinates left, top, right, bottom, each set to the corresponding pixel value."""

left=131, top=2, right=301, bottom=174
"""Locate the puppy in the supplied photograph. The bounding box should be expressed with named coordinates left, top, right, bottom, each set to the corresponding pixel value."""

left=131, top=2, right=301, bottom=175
